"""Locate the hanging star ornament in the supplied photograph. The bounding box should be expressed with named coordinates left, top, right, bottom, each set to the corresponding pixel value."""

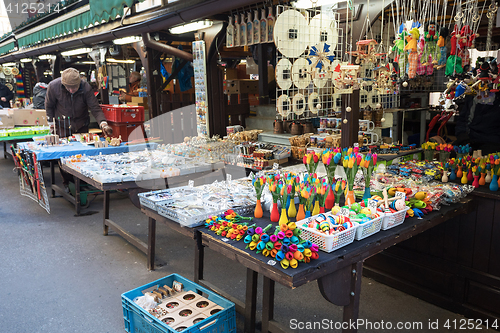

left=307, top=43, right=335, bottom=70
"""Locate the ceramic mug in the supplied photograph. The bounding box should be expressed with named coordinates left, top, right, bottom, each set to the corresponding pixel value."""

left=359, top=120, right=375, bottom=131
left=359, top=131, right=379, bottom=145
left=227, top=125, right=244, bottom=134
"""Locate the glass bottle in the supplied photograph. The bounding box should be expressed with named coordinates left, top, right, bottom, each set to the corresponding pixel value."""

left=247, top=12, right=253, bottom=45
left=234, top=15, right=240, bottom=47
left=253, top=10, right=260, bottom=44
left=240, top=13, right=247, bottom=46
left=260, top=8, right=267, bottom=43
left=267, top=7, right=275, bottom=43
left=227, top=16, right=234, bottom=47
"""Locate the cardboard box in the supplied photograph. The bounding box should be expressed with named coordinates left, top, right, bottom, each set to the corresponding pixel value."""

left=157, top=312, right=185, bottom=327
left=127, top=102, right=148, bottom=110
left=183, top=314, right=208, bottom=328
left=203, top=305, right=224, bottom=318
left=161, top=298, right=187, bottom=312
left=131, top=96, right=148, bottom=104
left=0, top=109, right=14, bottom=128
left=176, top=292, right=205, bottom=305
left=226, top=79, right=259, bottom=95
left=170, top=304, right=201, bottom=321
left=12, top=109, right=48, bottom=126
left=225, top=68, right=238, bottom=80
left=190, top=298, right=218, bottom=311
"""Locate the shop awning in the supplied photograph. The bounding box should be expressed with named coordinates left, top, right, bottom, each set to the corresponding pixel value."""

left=17, top=5, right=93, bottom=48
left=0, top=0, right=263, bottom=62
left=89, top=0, right=143, bottom=23
left=0, top=42, right=15, bottom=56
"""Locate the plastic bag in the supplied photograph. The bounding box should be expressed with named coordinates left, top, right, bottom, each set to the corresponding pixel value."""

left=133, top=293, right=157, bottom=311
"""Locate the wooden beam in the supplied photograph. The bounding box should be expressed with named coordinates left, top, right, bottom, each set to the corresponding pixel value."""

left=204, top=22, right=226, bottom=137
left=157, top=59, right=189, bottom=93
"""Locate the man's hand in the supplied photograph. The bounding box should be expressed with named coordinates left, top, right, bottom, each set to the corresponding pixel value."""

left=119, top=91, right=127, bottom=102
left=1, top=97, right=6, bottom=102
left=48, top=121, right=55, bottom=135
left=100, top=121, right=113, bottom=137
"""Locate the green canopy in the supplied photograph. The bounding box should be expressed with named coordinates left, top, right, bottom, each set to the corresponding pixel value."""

left=89, top=0, right=142, bottom=23
left=0, top=42, right=15, bottom=55
left=18, top=11, right=92, bottom=48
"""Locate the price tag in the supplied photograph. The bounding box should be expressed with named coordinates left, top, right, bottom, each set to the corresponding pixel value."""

left=395, top=191, right=406, bottom=200
left=367, top=199, right=377, bottom=213
left=248, top=171, right=255, bottom=180
left=339, top=207, right=350, bottom=217
left=221, top=238, right=229, bottom=242
left=227, top=174, right=232, bottom=182
left=273, top=163, right=279, bottom=170
left=267, top=260, right=277, bottom=266
left=188, top=180, right=194, bottom=187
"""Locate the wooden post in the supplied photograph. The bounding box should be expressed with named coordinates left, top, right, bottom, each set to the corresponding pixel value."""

left=257, top=44, right=270, bottom=105
left=145, top=47, right=163, bottom=138
left=341, top=90, right=360, bottom=148
left=51, top=54, right=62, bottom=79
left=204, top=23, right=226, bottom=137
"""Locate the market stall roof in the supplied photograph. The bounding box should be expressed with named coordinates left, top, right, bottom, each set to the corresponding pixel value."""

left=0, top=0, right=264, bottom=63
left=0, top=35, right=16, bottom=56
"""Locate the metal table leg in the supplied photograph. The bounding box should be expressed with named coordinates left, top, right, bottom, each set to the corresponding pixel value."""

left=103, top=190, right=110, bottom=235
left=50, top=161, right=55, bottom=197
left=74, top=176, right=81, bottom=216
left=194, top=230, right=204, bottom=284
left=148, top=217, right=156, bottom=271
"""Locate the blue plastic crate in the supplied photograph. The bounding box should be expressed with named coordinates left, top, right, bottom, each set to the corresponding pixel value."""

left=122, top=274, right=236, bottom=333
left=139, top=91, right=148, bottom=97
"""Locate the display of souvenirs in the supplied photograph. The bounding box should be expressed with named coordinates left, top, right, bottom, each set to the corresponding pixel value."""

left=139, top=179, right=256, bottom=227
left=192, top=40, right=209, bottom=136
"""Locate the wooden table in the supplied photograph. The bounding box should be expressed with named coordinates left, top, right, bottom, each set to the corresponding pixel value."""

left=60, top=164, right=225, bottom=264
left=140, top=197, right=473, bottom=333
left=0, top=133, right=46, bottom=159
left=192, top=198, right=474, bottom=333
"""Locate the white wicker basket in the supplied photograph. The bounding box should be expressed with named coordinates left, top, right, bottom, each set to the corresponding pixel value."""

left=381, top=207, right=410, bottom=230
left=355, top=214, right=383, bottom=240
left=298, top=213, right=358, bottom=253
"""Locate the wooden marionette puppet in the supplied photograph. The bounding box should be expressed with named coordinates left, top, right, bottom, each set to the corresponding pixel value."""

left=416, top=37, right=427, bottom=76
left=393, top=23, right=409, bottom=79
left=445, top=25, right=463, bottom=77
left=458, top=25, right=478, bottom=68
left=404, top=27, right=420, bottom=79
left=435, top=26, right=449, bottom=69
left=421, top=21, right=440, bottom=66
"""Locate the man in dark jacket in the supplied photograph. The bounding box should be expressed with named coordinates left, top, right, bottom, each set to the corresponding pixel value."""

left=45, top=68, right=113, bottom=191
left=45, top=68, right=113, bottom=137
left=32, top=76, right=51, bottom=109
left=0, top=82, right=14, bottom=108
